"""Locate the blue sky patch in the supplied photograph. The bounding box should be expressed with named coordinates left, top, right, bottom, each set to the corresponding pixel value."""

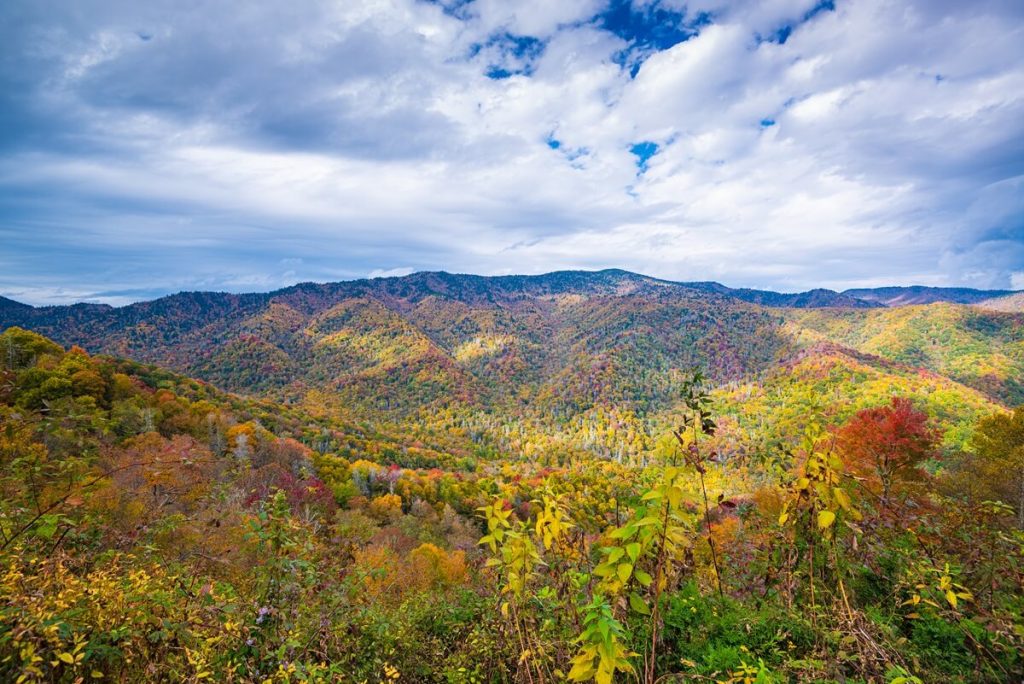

left=630, top=141, right=658, bottom=171
left=597, top=0, right=710, bottom=78
left=485, top=67, right=514, bottom=80
left=420, top=0, right=475, bottom=20
left=756, top=0, right=835, bottom=45
left=471, top=32, right=546, bottom=79
left=546, top=137, right=589, bottom=167
left=804, top=0, right=836, bottom=21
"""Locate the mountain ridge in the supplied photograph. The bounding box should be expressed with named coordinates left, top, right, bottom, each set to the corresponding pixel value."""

left=3, top=268, right=1022, bottom=416
left=843, top=284, right=1018, bottom=306
left=4, top=268, right=1019, bottom=312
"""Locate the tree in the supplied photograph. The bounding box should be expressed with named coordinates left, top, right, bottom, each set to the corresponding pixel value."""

left=835, top=397, right=938, bottom=509
left=966, top=406, right=1024, bottom=527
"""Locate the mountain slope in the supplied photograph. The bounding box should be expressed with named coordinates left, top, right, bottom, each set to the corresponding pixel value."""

left=978, top=292, right=1024, bottom=312
left=715, top=341, right=1000, bottom=457
left=842, top=285, right=1018, bottom=306
left=0, top=271, right=797, bottom=407
left=2, top=269, right=1019, bottom=465
left=718, top=287, right=881, bottom=308
left=3, top=272, right=1021, bottom=410
left=783, top=304, right=1024, bottom=405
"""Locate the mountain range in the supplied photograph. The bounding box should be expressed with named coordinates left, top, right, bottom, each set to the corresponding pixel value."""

left=2, top=268, right=1021, bottom=466
left=3, top=268, right=1024, bottom=682
left=4, top=269, right=1019, bottom=318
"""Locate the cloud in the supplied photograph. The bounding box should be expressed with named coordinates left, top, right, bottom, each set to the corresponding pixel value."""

left=0, top=0, right=1022, bottom=304
left=368, top=266, right=418, bottom=279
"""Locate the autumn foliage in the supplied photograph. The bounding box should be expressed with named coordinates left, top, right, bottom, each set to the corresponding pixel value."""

left=0, top=324, right=1022, bottom=683
left=835, top=397, right=940, bottom=506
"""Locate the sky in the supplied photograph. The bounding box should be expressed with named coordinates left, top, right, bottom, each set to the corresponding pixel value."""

left=1, top=0, right=1023, bottom=305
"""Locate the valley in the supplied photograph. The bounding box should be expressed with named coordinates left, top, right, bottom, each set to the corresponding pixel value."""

left=1, top=270, right=1022, bottom=683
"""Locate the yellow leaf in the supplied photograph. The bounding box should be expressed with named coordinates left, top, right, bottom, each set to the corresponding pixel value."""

left=58, top=653, right=75, bottom=665
left=833, top=487, right=852, bottom=512
left=945, top=589, right=957, bottom=608
left=567, top=657, right=596, bottom=681
left=817, top=510, right=836, bottom=529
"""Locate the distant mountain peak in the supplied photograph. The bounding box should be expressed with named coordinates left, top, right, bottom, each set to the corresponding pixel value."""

left=0, top=295, right=32, bottom=311
left=842, top=285, right=1017, bottom=307
left=2, top=269, right=1020, bottom=312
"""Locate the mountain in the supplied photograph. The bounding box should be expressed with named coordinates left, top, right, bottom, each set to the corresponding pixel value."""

left=842, top=285, right=1018, bottom=306
left=0, top=295, right=33, bottom=315
left=717, top=286, right=881, bottom=308
left=2, top=269, right=1020, bottom=467
left=3, top=280, right=1021, bottom=684
left=978, top=292, right=1024, bottom=312
left=714, top=339, right=999, bottom=457
left=3, top=271, right=1021, bottom=411
left=0, top=270, right=793, bottom=412
left=782, top=303, right=1024, bottom=405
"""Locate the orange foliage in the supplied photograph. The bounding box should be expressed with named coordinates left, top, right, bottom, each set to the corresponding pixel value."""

left=368, top=493, right=403, bottom=523
left=407, top=542, right=468, bottom=590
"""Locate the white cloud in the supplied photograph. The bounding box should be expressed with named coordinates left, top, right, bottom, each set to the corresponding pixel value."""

left=0, top=0, right=1022, bottom=304
left=368, top=267, right=417, bottom=279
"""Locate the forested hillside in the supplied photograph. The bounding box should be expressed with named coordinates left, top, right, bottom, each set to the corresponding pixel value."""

left=1, top=271, right=1023, bottom=683
left=2, top=270, right=1021, bottom=463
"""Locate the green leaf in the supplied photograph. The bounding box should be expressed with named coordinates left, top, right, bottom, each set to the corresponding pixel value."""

left=35, top=514, right=60, bottom=540
left=629, top=592, right=650, bottom=615
left=608, top=526, right=631, bottom=539
left=625, top=543, right=641, bottom=562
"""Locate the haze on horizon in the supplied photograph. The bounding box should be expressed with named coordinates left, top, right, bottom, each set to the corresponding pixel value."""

left=2, top=0, right=1023, bottom=306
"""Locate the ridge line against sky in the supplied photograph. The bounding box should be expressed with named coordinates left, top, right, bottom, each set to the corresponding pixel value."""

left=1, top=0, right=1023, bottom=306
left=2, top=268, right=1019, bottom=310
